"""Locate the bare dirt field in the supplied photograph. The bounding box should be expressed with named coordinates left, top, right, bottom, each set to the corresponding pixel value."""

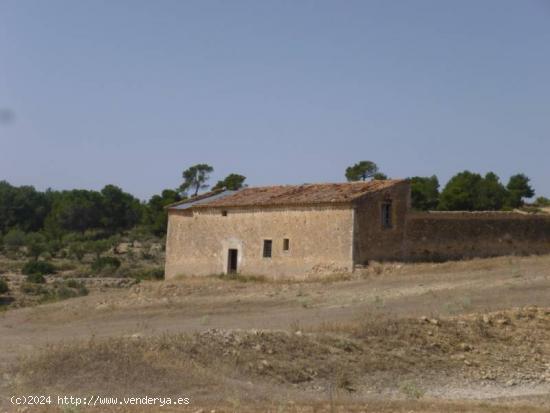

left=1, top=255, right=550, bottom=412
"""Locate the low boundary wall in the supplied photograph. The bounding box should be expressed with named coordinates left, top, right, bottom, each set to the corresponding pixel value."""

left=403, top=211, right=550, bottom=261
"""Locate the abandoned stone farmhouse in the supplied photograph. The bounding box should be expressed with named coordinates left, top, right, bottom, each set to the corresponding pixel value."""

left=165, top=180, right=550, bottom=279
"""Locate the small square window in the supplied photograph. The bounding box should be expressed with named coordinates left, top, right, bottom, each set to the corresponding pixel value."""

left=283, top=238, right=290, bottom=251
left=221, top=210, right=228, bottom=217
left=263, top=240, right=272, bottom=258
left=381, top=201, right=393, bottom=229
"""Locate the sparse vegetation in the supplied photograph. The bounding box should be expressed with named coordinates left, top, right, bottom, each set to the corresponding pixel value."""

left=25, top=273, right=46, bottom=284
left=217, top=273, right=266, bottom=283
left=0, top=231, right=164, bottom=309
left=91, top=256, right=121, bottom=274
left=24, top=232, right=47, bottom=260
left=11, top=307, right=550, bottom=408
left=534, top=196, right=550, bottom=207
left=2, top=228, right=26, bottom=251
left=0, top=277, right=8, bottom=294
left=0, top=170, right=548, bottom=411
left=19, top=279, right=88, bottom=302
left=399, top=380, right=425, bottom=399
left=21, top=260, right=56, bottom=276
left=68, top=241, right=86, bottom=262
left=125, top=266, right=164, bottom=281
left=51, top=280, right=89, bottom=300
left=2, top=255, right=550, bottom=412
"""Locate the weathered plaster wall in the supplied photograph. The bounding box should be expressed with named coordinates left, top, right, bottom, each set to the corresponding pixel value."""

left=165, top=206, right=354, bottom=279
left=403, top=212, right=550, bottom=261
left=353, top=181, right=410, bottom=263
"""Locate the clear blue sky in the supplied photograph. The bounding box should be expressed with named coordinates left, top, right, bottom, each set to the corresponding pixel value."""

left=1, top=0, right=549, bottom=200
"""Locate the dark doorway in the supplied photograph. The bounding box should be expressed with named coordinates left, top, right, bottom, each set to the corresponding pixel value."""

left=227, top=249, right=238, bottom=274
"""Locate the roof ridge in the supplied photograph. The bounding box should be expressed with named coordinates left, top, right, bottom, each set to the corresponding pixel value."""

left=237, top=179, right=405, bottom=190
left=168, top=179, right=406, bottom=210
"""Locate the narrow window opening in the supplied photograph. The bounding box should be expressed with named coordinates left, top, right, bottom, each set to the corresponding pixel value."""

left=283, top=238, right=290, bottom=251
left=263, top=240, right=272, bottom=258
left=221, top=210, right=228, bottom=217
left=381, top=201, right=393, bottom=229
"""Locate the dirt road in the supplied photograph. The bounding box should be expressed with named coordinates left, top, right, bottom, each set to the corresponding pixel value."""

left=1, top=255, right=550, bottom=411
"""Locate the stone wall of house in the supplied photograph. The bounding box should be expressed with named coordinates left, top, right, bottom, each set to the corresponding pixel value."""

left=165, top=180, right=550, bottom=278
left=353, top=181, right=411, bottom=264
left=165, top=205, right=354, bottom=279
left=402, top=211, right=550, bottom=261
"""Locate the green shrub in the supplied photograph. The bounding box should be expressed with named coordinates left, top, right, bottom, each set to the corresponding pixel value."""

left=217, top=273, right=266, bottom=283
left=3, top=228, right=26, bottom=251
left=0, top=277, right=9, bottom=294
left=127, top=226, right=154, bottom=242
left=22, top=260, right=56, bottom=276
left=61, top=232, right=87, bottom=245
left=121, top=266, right=164, bottom=281
left=45, top=239, right=63, bottom=256
left=68, top=242, right=87, bottom=262
left=149, top=267, right=164, bottom=280
left=534, top=196, right=550, bottom=207
left=91, top=256, right=121, bottom=273
left=54, top=280, right=88, bottom=300
left=65, top=279, right=80, bottom=288
left=25, top=232, right=47, bottom=259
left=140, top=251, right=156, bottom=260
left=20, top=280, right=88, bottom=301
left=399, top=380, right=425, bottom=399
left=520, top=205, right=542, bottom=214
left=65, top=279, right=88, bottom=295
left=86, top=239, right=113, bottom=260
left=26, top=273, right=46, bottom=284
left=64, top=279, right=88, bottom=294
left=20, top=281, right=47, bottom=295
left=51, top=280, right=88, bottom=300
left=55, top=260, right=77, bottom=271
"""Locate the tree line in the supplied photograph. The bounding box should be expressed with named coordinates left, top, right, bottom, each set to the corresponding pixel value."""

left=344, top=160, right=548, bottom=211
left=0, top=165, right=248, bottom=255
left=0, top=181, right=174, bottom=238
left=0, top=162, right=548, bottom=253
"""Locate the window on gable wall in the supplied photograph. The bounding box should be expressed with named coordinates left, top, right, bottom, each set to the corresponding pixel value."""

left=381, top=201, right=393, bottom=229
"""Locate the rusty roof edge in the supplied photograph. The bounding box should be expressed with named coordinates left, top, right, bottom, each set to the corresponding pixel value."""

left=164, top=188, right=226, bottom=210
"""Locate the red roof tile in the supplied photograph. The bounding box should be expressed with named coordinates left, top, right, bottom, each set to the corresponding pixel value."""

left=174, top=180, right=405, bottom=209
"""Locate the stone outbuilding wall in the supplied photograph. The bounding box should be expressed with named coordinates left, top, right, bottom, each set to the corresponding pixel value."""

left=402, top=211, right=550, bottom=262
left=353, top=181, right=411, bottom=264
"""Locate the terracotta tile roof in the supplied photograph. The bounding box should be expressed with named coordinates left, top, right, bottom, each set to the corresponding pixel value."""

left=170, top=180, right=405, bottom=210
